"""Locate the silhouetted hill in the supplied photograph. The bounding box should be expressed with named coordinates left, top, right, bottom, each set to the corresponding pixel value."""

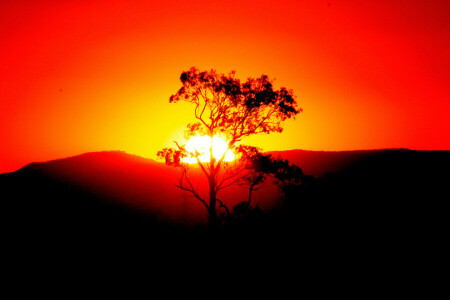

left=270, top=148, right=449, bottom=250
left=0, top=151, right=278, bottom=241
left=269, top=148, right=439, bottom=177
left=1, top=149, right=448, bottom=255
left=270, top=148, right=449, bottom=210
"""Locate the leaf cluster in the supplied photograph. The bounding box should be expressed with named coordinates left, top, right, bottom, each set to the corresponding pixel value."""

left=157, top=148, right=186, bottom=167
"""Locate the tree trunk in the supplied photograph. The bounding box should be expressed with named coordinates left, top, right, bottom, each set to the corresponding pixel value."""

left=208, top=175, right=217, bottom=228
left=208, top=134, right=217, bottom=229
left=248, top=184, right=254, bottom=207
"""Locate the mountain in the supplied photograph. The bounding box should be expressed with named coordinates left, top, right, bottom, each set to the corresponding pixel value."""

left=271, top=148, right=449, bottom=230
left=1, top=148, right=448, bottom=249
left=269, top=148, right=448, bottom=177
left=0, top=151, right=279, bottom=240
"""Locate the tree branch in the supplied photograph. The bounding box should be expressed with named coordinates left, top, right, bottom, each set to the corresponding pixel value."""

left=174, top=140, right=210, bottom=178
left=176, top=168, right=209, bottom=211
left=195, top=86, right=211, bottom=131
left=216, top=198, right=230, bottom=218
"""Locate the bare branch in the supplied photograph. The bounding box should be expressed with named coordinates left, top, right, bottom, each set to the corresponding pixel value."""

left=216, top=198, right=230, bottom=218
left=216, top=164, right=247, bottom=191
left=195, top=85, right=211, bottom=131
left=174, top=140, right=210, bottom=178
left=176, top=168, right=209, bottom=210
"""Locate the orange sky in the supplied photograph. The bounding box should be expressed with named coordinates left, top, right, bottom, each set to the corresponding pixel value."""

left=1, top=0, right=449, bottom=173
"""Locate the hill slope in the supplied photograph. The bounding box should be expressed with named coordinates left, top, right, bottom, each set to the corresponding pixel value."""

left=269, top=148, right=448, bottom=177
left=0, top=151, right=278, bottom=238
left=1, top=149, right=448, bottom=245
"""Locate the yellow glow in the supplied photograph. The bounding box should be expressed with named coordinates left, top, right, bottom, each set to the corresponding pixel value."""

left=183, top=135, right=235, bottom=163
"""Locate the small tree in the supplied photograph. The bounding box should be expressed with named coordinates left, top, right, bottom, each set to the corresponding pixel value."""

left=235, top=145, right=272, bottom=210
left=158, top=67, right=301, bottom=228
left=233, top=147, right=307, bottom=216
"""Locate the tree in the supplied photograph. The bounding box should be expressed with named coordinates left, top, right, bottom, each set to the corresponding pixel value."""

left=233, top=146, right=308, bottom=217
left=230, top=145, right=274, bottom=223
left=158, top=67, right=301, bottom=228
left=234, top=145, right=272, bottom=212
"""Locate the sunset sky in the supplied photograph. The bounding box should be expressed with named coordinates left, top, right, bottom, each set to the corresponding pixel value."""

left=1, top=0, right=449, bottom=173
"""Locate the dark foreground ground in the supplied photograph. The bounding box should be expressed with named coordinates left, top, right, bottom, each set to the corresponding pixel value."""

left=1, top=149, right=448, bottom=273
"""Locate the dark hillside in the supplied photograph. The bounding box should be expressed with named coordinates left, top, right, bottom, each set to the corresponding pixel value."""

left=269, top=149, right=409, bottom=177
left=0, top=151, right=278, bottom=242
left=270, top=149, right=449, bottom=249
left=1, top=149, right=448, bottom=253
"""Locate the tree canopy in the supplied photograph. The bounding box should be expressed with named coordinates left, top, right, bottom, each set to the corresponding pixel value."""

left=170, top=67, right=300, bottom=143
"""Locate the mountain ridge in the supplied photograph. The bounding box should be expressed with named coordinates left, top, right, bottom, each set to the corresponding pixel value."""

left=4, top=147, right=441, bottom=176
left=2, top=148, right=448, bottom=235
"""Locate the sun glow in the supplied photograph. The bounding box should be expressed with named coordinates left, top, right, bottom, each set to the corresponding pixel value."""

left=183, top=135, right=235, bottom=163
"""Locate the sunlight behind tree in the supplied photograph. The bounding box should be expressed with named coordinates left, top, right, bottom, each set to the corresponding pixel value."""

left=183, top=135, right=235, bottom=163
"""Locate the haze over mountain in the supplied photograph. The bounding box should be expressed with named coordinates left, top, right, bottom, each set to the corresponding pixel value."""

left=269, top=148, right=447, bottom=177
left=2, top=148, right=448, bottom=245
left=1, top=151, right=279, bottom=236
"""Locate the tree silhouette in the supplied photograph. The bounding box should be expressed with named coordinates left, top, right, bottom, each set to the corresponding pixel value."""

left=233, top=147, right=308, bottom=217
left=158, top=67, right=301, bottom=228
left=235, top=146, right=272, bottom=211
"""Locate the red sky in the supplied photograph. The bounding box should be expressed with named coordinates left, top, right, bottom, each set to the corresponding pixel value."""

left=1, top=0, right=449, bottom=173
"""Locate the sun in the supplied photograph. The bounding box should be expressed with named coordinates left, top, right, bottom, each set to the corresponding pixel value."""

left=183, top=135, right=235, bottom=163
